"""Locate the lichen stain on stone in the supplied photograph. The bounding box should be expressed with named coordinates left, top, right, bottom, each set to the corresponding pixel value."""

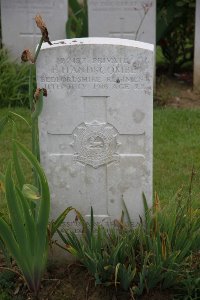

left=108, top=107, right=118, bottom=116
left=84, top=176, right=92, bottom=185
left=69, top=167, right=77, bottom=177
left=132, top=109, right=145, bottom=123
left=109, top=186, right=116, bottom=194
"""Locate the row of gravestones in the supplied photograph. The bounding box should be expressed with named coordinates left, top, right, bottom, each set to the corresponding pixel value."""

left=1, top=0, right=156, bottom=58
left=1, top=0, right=155, bottom=231
left=0, top=1, right=198, bottom=234
left=1, top=0, right=200, bottom=89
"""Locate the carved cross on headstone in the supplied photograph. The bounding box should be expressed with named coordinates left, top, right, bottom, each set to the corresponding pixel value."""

left=88, top=0, right=156, bottom=45
left=20, top=20, right=41, bottom=49
left=47, top=95, right=145, bottom=221
left=37, top=39, right=153, bottom=235
left=109, top=17, right=136, bottom=39
left=1, top=0, right=67, bottom=61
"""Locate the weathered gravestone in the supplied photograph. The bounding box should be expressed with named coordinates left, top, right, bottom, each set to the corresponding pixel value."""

left=1, top=0, right=67, bottom=60
left=36, top=38, right=154, bottom=231
left=88, top=0, right=156, bottom=45
left=194, top=0, right=200, bottom=91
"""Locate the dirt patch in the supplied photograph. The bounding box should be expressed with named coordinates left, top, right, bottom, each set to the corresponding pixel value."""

left=140, top=290, right=173, bottom=300
left=155, top=73, right=200, bottom=108
left=40, top=263, right=117, bottom=300
left=0, top=256, right=175, bottom=300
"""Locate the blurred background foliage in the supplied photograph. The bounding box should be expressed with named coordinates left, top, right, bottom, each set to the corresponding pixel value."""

left=0, top=49, right=29, bottom=107
left=157, top=0, right=196, bottom=75
left=66, top=0, right=88, bottom=39
left=0, top=0, right=197, bottom=107
left=66, top=0, right=196, bottom=75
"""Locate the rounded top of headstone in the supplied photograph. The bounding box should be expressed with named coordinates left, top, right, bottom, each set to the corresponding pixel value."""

left=40, top=37, right=154, bottom=51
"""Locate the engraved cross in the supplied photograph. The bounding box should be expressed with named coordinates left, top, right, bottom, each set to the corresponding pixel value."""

left=109, top=17, right=136, bottom=39
left=20, top=12, right=41, bottom=48
left=46, top=95, right=145, bottom=221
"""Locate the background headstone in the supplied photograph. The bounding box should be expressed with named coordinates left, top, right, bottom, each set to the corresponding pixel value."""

left=88, top=0, right=156, bottom=45
left=1, top=0, right=68, bottom=60
left=194, top=0, right=200, bottom=91
left=36, top=38, right=154, bottom=231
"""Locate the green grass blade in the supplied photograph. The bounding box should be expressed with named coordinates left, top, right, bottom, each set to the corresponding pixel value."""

left=16, top=187, right=36, bottom=256
left=69, top=0, right=81, bottom=14
left=31, top=119, right=40, bottom=171
left=8, top=111, right=30, bottom=128
left=0, top=218, right=33, bottom=283
left=122, top=195, right=132, bottom=226
left=22, top=184, right=41, bottom=200
left=33, top=37, right=43, bottom=63
left=14, top=141, right=50, bottom=276
left=0, top=218, right=20, bottom=261
left=90, top=207, right=94, bottom=236
left=0, top=172, right=5, bottom=193
left=143, top=193, right=151, bottom=234
left=57, top=228, right=68, bottom=245
left=50, top=206, right=73, bottom=237
left=5, top=162, right=27, bottom=248
left=0, top=114, right=9, bottom=135
left=115, top=263, right=121, bottom=287
left=14, top=141, right=50, bottom=229
left=12, top=129, right=26, bottom=189
left=29, top=64, right=34, bottom=111
left=31, top=92, right=43, bottom=120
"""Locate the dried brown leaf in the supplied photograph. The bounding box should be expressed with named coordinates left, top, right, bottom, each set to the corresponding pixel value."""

left=154, top=191, right=160, bottom=212
left=34, top=88, right=47, bottom=101
left=21, top=49, right=34, bottom=63
left=35, top=14, right=46, bottom=29
left=34, top=14, right=52, bottom=45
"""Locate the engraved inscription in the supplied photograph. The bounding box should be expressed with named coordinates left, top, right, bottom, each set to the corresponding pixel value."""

left=2, top=0, right=53, bottom=10
left=89, top=0, right=152, bottom=12
left=72, top=121, right=120, bottom=168
left=61, top=220, right=136, bottom=233
left=41, top=52, right=152, bottom=93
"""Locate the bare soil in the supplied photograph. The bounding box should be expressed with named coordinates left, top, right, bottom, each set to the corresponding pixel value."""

left=0, top=253, right=174, bottom=300
left=155, top=72, right=200, bottom=108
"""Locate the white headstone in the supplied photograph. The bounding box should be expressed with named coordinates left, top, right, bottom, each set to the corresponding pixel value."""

left=194, top=0, right=200, bottom=91
left=88, top=0, right=156, bottom=45
left=37, top=38, right=153, bottom=231
left=0, top=0, right=68, bottom=60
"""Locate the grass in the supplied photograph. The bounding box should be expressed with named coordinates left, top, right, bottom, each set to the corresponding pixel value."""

left=0, top=108, right=31, bottom=174
left=0, top=49, right=30, bottom=107
left=156, top=45, right=166, bottom=66
left=0, top=106, right=199, bottom=299
left=0, top=108, right=31, bottom=213
left=58, top=201, right=199, bottom=297
left=154, top=108, right=200, bottom=207
left=0, top=107, right=200, bottom=207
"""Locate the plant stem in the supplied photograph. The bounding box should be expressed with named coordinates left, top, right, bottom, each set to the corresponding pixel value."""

left=135, top=9, right=148, bottom=40
left=32, top=118, right=40, bottom=189
left=29, top=38, right=43, bottom=111
left=188, top=165, right=195, bottom=230
left=34, top=37, right=43, bottom=63
left=27, top=36, right=45, bottom=194
left=29, top=65, right=34, bottom=111
left=29, top=37, right=43, bottom=167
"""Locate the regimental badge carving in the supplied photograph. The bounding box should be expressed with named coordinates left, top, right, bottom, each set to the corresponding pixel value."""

left=72, top=121, right=120, bottom=168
